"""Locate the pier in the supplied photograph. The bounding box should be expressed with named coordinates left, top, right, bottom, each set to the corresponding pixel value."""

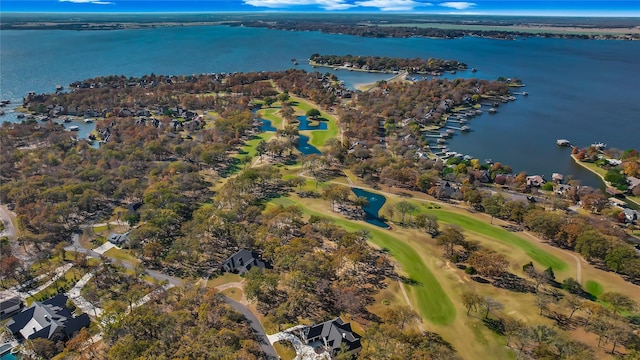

left=446, top=125, right=470, bottom=132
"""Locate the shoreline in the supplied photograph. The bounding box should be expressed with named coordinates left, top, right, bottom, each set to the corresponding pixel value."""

left=309, top=60, right=467, bottom=75
left=570, top=153, right=608, bottom=184
left=571, top=153, right=640, bottom=207
left=309, top=60, right=397, bottom=74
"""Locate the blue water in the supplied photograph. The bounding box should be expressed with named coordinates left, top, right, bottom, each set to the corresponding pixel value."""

left=2, top=25, right=639, bottom=186
left=297, top=115, right=328, bottom=131
left=352, top=188, right=389, bottom=228
left=1, top=353, right=18, bottom=360
left=258, top=119, right=277, bottom=132
left=297, top=134, right=321, bottom=155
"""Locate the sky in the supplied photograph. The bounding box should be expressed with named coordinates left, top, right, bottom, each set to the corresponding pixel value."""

left=1, top=0, right=639, bottom=17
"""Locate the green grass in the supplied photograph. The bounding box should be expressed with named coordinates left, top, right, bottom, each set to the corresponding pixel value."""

left=27, top=267, right=85, bottom=303
left=235, top=133, right=275, bottom=159
left=586, top=280, right=604, bottom=297
left=423, top=209, right=568, bottom=271
left=104, top=247, right=141, bottom=265
left=289, top=96, right=339, bottom=148
left=269, top=197, right=457, bottom=325
left=259, top=108, right=284, bottom=129
left=310, top=127, right=338, bottom=148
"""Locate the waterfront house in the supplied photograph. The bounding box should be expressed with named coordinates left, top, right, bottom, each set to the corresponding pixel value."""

left=6, top=294, right=90, bottom=342
left=526, top=175, right=545, bottom=188
left=609, top=197, right=627, bottom=208
left=221, top=249, right=271, bottom=275
left=606, top=187, right=624, bottom=196
left=552, top=173, right=564, bottom=183
left=628, top=177, right=640, bottom=192
left=299, top=317, right=362, bottom=357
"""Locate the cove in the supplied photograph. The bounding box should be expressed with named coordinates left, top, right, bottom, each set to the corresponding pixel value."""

left=352, top=188, right=389, bottom=228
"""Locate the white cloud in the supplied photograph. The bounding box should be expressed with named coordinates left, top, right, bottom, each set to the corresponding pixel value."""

left=355, top=0, right=425, bottom=11
left=243, top=0, right=354, bottom=10
left=59, top=0, right=113, bottom=4
left=440, top=1, right=475, bottom=10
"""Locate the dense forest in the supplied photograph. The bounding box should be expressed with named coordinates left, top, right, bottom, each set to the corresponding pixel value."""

left=237, top=20, right=639, bottom=40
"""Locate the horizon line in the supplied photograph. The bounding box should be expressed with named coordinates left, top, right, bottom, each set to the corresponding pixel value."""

left=2, top=11, right=640, bottom=18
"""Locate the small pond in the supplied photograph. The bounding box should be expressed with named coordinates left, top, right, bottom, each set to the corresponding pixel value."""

left=297, top=134, right=321, bottom=155
left=352, top=188, right=389, bottom=228
left=297, top=115, right=328, bottom=131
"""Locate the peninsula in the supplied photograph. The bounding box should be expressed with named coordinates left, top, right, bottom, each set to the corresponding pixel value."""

left=3, top=56, right=640, bottom=360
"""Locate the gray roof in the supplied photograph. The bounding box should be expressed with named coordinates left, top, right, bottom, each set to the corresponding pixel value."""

left=301, top=317, right=362, bottom=354
left=6, top=295, right=90, bottom=341
left=108, top=232, right=129, bottom=245
left=222, top=249, right=271, bottom=275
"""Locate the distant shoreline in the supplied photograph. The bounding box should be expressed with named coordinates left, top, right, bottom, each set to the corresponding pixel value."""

left=1, top=17, right=638, bottom=40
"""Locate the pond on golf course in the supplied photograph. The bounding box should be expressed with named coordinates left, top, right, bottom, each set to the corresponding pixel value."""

left=352, top=188, right=389, bottom=229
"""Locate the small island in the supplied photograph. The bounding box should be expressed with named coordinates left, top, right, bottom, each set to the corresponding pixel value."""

left=309, top=54, right=467, bottom=75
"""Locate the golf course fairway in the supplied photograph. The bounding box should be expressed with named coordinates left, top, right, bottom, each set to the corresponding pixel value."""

left=270, top=197, right=457, bottom=325
left=424, top=209, right=568, bottom=271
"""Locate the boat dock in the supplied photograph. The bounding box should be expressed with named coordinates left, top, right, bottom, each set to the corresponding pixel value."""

left=446, top=125, right=470, bottom=132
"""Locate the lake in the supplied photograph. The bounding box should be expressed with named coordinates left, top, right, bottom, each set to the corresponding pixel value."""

left=2, top=24, right=639, bottom=187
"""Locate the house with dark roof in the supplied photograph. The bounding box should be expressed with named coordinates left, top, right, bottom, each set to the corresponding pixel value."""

left=221, top=249, right=271, bottom=275
left=0, top=292, right=23, bottom=320
left=6, top=294, right=90, bottom=342
left=300, top=317, right=362, bottom=357
left=108, top=232, right=129, bottom=246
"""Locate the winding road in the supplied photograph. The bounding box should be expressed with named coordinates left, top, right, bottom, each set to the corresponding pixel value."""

left=65, top=231, right=277, bottom=359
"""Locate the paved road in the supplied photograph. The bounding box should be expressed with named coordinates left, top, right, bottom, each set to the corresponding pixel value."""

left=222, top=296, right=278, bottom=360
left=65, top=228, right=275, bottom=358
left=0, top=205, right=17, bottom=239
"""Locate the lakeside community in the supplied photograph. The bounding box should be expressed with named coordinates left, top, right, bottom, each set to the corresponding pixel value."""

left=1, top=48, right=640, bottom=360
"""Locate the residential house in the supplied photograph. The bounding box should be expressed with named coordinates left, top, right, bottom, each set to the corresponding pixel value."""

left=434, top=181, right=457, bottom=199
left=628, top=177, right=640, bottom=192
left=6, top=294, right=90, bottom=342
left=107, top=232, right=129, bottom=246
left=623, top=208, right=638, bottom=224
left=526, top=175, right=545, bottom=188
left=0, top=292, right=23, bottom=320
left=299, top=317, right=362, bottom=357
left=221, top=249, right=271, bottom=275
left=552, top=173, right=564, bottom=183
left=478, top=170, right=492, bottom=183
left=609, top=197, right=627, bottom=208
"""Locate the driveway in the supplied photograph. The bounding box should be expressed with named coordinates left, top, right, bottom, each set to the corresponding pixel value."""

left=222, top=296, right=278, bottom=360
left=0, top=205, right=16, bottom=239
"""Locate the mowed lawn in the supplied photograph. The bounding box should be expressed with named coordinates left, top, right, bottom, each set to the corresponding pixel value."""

left=270, top=196, right=457, bottom=325
left=235, top=133, right=275, bottom=159
left=422, top=209, right=568, bottom=272
left=259, top=108, right=284, bottom=129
